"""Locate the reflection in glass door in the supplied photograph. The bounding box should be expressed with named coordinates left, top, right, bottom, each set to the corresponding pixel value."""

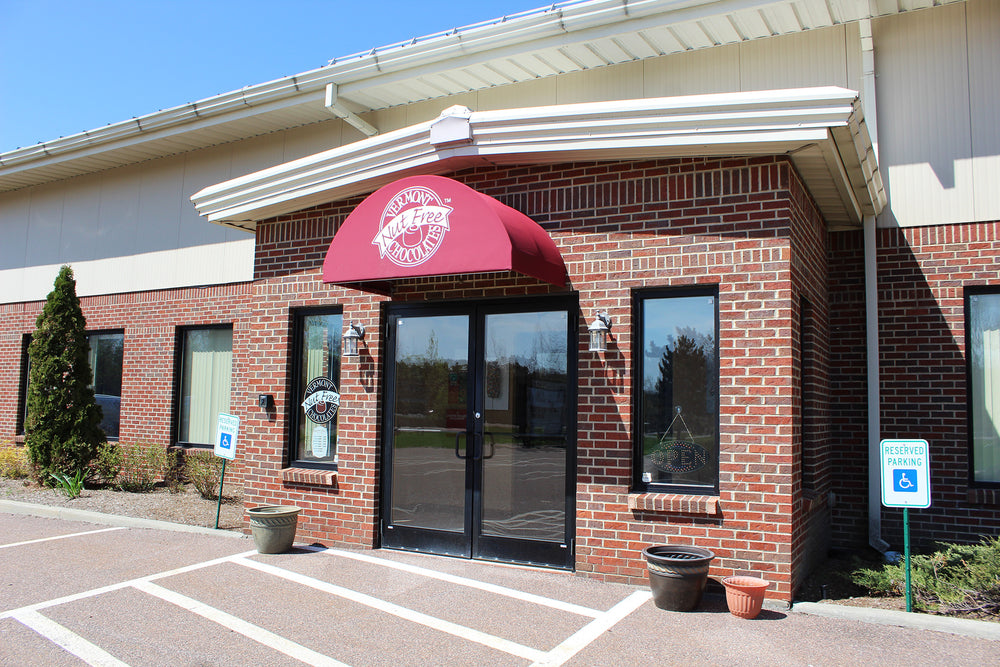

left=386, top=314, right=471, bottom=556
left=381, top=300, right=576, bottom=569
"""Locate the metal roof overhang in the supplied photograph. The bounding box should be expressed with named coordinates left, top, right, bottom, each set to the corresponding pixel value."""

left=192, top=87, right=884, bottom=231
left=0, top=0, right=954, bottom=193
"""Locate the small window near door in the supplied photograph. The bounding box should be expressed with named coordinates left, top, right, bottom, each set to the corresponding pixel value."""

left=291, top=309, right=342, bottom=468
left=176, top=326, right=233, bottom=446
left=635, top=287, right=719, bottom=494
left=968, top=289, right=1000, bottom=486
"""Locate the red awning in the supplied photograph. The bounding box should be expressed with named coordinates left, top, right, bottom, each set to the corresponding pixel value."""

left=322, top=175, right=566, bottom=288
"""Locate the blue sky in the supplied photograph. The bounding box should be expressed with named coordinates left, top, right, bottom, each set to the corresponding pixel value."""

left=0, top=0, right=548, bottom=154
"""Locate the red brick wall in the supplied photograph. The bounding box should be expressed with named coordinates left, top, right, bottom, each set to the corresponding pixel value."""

left=828, top=222, right=1000, bottom=550
left=0, top=283, right=253, bottom=482
left=249, top=157, right=820, bottom=601
left=787, top=166, right=833, bottom=591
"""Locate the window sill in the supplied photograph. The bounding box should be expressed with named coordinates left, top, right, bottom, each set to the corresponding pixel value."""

left=967, top=487, right=1000, bottom=506
left=282, top=468, right=338, bottom=487
left=628, top=492, right=719, bottom=515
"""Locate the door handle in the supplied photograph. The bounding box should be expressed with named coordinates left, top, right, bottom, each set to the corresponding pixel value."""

left=481, top=431, right=495, bottom=460
left=454, top=432, right=470, bottom=460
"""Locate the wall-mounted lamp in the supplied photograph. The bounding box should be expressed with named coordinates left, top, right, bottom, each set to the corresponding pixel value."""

left=588, top=311, right=613, bottom=352
left=343, top=322, right=366, bottom=357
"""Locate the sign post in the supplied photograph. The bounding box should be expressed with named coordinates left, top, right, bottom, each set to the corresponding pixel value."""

left=213, top=414, right=240, bottom=529
left=879, top=438, right=931, bottom=612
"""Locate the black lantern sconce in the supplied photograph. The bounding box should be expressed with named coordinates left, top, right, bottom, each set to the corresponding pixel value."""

left=343, top=322, right=366, bottom=357
left=588, top=311, right=612, bottom=352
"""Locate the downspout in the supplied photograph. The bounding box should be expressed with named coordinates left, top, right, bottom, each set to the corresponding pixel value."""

left=860, top=15, right=890, bottom=552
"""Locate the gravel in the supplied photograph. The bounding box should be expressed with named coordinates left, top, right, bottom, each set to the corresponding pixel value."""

left=0, top=477, right=245, bottom=531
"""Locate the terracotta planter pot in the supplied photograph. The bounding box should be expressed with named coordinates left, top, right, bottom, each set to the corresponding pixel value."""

left=246, top=505, right=301, bottom=554
left=722, top=575, right=769, bottom=619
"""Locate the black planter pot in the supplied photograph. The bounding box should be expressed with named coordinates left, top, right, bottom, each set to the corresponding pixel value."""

left=643, top=545, right=715, bottom=611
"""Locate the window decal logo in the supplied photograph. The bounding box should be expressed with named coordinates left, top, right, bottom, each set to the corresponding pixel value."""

left=371, top=186, right=452, bottom=267
left=302, top=376, right=340, bottom=424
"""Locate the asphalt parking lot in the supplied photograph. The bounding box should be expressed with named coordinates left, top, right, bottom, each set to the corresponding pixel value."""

left=2, top=506, right=998, bottom=666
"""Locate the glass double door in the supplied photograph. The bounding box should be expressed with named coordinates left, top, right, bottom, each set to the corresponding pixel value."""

left=381, top=300, right=576, bottom=569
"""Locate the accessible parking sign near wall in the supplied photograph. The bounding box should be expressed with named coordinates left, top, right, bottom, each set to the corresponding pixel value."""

left=880, top=439, right=931, bottom=508
left=214, top=413, right=240, bottom=461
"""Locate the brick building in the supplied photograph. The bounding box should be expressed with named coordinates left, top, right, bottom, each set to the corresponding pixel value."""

left=3, top=0, right=998, bottom=603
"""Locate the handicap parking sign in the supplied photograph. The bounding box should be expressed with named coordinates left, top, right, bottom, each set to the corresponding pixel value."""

left=892, top=469, right=918, bottom=493
left=214, top=413, right=239, bottom=461
left=880, top=440, right=931, bottom=508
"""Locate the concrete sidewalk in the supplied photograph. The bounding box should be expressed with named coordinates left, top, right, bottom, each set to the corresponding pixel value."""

left=2, top=499, right=997, bottom=666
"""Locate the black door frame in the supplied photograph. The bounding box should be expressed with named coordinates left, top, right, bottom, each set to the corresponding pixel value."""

left=379, top=294, right=578, bottom=569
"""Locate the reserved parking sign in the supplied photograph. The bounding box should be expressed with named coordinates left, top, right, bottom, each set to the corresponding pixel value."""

left=214, top=413, right=240, bottom=461
left=880, top=439, right=931, bottom=508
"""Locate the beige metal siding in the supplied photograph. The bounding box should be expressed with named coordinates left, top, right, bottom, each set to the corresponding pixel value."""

left=968, top=0, right=1000, bottom=222
left=641, top=44, right=741, bottom=97
left=740, top=25, right=850, bottom=91
left=873, top=1, right=990, bottom=227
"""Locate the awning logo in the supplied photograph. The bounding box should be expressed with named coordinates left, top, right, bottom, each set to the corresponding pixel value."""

left=372, top=186, right=452, bottom=267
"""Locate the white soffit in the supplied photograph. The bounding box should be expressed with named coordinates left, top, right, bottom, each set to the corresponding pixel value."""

left=191, top=87, right=884, bottom=230
left=0, top=0, right=958, bottom=192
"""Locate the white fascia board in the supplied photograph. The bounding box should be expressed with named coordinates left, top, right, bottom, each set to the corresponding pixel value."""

left=194, top=121, right=439, bottom=223
left=193, top=86, right=876, bottom=227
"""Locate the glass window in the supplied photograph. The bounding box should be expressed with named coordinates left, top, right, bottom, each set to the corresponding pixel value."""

left=177, top=326, right=233, bottom=446
left=636, top=288, right=719, bottom=493
left=292, top=310, right=342, bottom=467
left=18, top=331, right=123, bottom=440
left=89, top=331, right=124, bottom=440
left=968, top=290, right=1000, bottom=485
left=17, top=335, right=30, bottom=435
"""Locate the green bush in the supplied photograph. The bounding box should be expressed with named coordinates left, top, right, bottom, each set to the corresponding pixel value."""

left=114, top=442, right=168, bottom=493
left=185, top=450, right=227, bottom=499
left=0, top=446, right=30, bottom=479
left=90, top=441, right=123, bottom=487
left=852, top=536, right=1000, bottom=616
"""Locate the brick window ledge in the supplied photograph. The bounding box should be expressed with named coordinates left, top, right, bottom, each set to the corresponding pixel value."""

left=628, top=492, right=719, bottom=515
left=282, top=468, right=337, bottom=487
left=967, top=487, right=1000, bottom=506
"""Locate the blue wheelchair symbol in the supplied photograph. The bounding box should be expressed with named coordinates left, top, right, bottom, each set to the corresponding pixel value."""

left=219, top=432, right=232, bottom=450
left=893, top=469, right=917, bottom=493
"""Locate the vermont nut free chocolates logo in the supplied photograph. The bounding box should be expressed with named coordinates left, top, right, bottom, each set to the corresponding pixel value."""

left=371, top=185, right=452, bottom=267
left=301, top=376, right=340, bottom=424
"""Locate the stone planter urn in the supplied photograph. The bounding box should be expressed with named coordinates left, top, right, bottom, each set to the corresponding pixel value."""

left=722, top=575, right=769, bottom=619
left=642, top=545, right=715, bottom=611
left=246, top=505, right=301, bottom=554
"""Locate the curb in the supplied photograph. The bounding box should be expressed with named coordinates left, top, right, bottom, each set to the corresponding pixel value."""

left=0, top=498, right=248, bottom=539
left=792, top=600, right=1000, bottom=641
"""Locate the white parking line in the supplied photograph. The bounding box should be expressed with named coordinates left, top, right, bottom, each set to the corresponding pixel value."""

left=1, top=549, right=260, bottom=619
left=11, top=609, right=130, bottom=667
left=531, top=590, right=652, bottom=667
left=0, top=526, right=126, bottom=550
left=314, top=547, right=603, bottom=618
left=133, top=580, right=349, bottom=667
left=236, top=556, right=550, bottom=664
left=6, top=539, right=651, bottom=667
